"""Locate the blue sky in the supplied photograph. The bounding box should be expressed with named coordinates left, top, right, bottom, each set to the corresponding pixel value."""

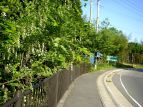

left=81, top=0, right=143, bottom=42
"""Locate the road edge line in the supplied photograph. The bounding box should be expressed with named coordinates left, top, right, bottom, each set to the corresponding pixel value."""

left=120, top=72, right=142, bottom=107
left=104, top=69, right=133, bottom=107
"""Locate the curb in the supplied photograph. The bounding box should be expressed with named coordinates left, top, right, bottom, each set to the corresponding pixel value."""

left=97, top=70, right=116, bottom=107
left=97, top=69, right=133, bottom=107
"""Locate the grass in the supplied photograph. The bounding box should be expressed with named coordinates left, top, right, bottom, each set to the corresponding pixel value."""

left=89, top=62, right=143, bottom=72
left=129, top=64, right=143, bottom=69
left=114, top=63, right=143, bottom=69
left=96, top=63, right=114, bottom=71
left=135, top=64, right=143, bottom=68
left=89, top=63, right=115, bottom=72
left=115, top=63, right=133, bottom=68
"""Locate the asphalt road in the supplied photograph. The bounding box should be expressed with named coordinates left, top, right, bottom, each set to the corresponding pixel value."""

left=113, top=69, right=143, bottom=107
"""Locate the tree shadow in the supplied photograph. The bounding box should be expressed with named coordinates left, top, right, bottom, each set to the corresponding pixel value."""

left=115, top=63, right=133, bottom=68
left=115, top=63, right=143, bottom=72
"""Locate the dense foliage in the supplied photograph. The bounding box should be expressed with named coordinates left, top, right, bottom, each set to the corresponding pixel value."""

left=0, top=0, right=143, bottom=104
left=0, top=0, right=90, bottom=104
left=128, top=42, right=143, bottom=64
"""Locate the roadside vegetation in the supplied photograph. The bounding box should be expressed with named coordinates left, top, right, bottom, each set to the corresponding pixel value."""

left=0, top=0, right=143, bottom=104
left=96, top=63, right=114, bottom=71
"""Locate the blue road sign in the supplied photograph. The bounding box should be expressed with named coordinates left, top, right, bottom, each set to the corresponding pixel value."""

left=90, top=53, right=95, bottom=64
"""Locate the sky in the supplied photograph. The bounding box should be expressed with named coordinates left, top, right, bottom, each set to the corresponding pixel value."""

left=81, top=0, right=143, bottom=42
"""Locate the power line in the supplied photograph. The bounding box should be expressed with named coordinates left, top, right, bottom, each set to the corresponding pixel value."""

left=102, top=6, right=143, bottom=24
left=114, top=0, right=143, bottom=17
left=124, top=0, right=143, bottom=15
left=113, top=0, right=143, bottom=18
left=126, top=0, right=139, bottom=7
left=101, top=7, right=143, bottom=37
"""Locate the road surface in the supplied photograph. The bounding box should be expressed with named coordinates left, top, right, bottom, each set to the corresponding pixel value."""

left=63, top=71, right=104, bottom=107
left=113, top=69, right=143, bottom=107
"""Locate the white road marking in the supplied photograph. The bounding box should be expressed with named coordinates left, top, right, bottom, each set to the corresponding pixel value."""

left=120, top=71, right=142, bottom=107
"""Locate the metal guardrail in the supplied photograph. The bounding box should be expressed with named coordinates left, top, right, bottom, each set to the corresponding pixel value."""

left=2, top=63, right=89, bottom=107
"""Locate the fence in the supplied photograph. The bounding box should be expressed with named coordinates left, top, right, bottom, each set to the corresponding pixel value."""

left=2, top=63, right=89, bottom=107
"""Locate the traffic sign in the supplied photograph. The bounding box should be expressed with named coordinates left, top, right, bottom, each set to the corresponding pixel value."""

left=107, top=56, right=118, bottom=62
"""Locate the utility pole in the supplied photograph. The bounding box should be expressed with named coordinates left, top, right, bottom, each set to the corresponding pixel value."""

left=90, top=0, right=92, bottom=23
left=96, top=0, right=100, bottom=33
left=95, top=0, right=100, bottom=70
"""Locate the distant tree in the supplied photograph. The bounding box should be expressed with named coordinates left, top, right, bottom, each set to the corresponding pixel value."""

left=128, top=42, right=143, bottom=64
left=94, top=27, right=128, bottom=62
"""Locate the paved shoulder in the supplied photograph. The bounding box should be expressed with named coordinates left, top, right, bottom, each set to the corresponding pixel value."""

left=63, top=72, right=104, bottom=107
